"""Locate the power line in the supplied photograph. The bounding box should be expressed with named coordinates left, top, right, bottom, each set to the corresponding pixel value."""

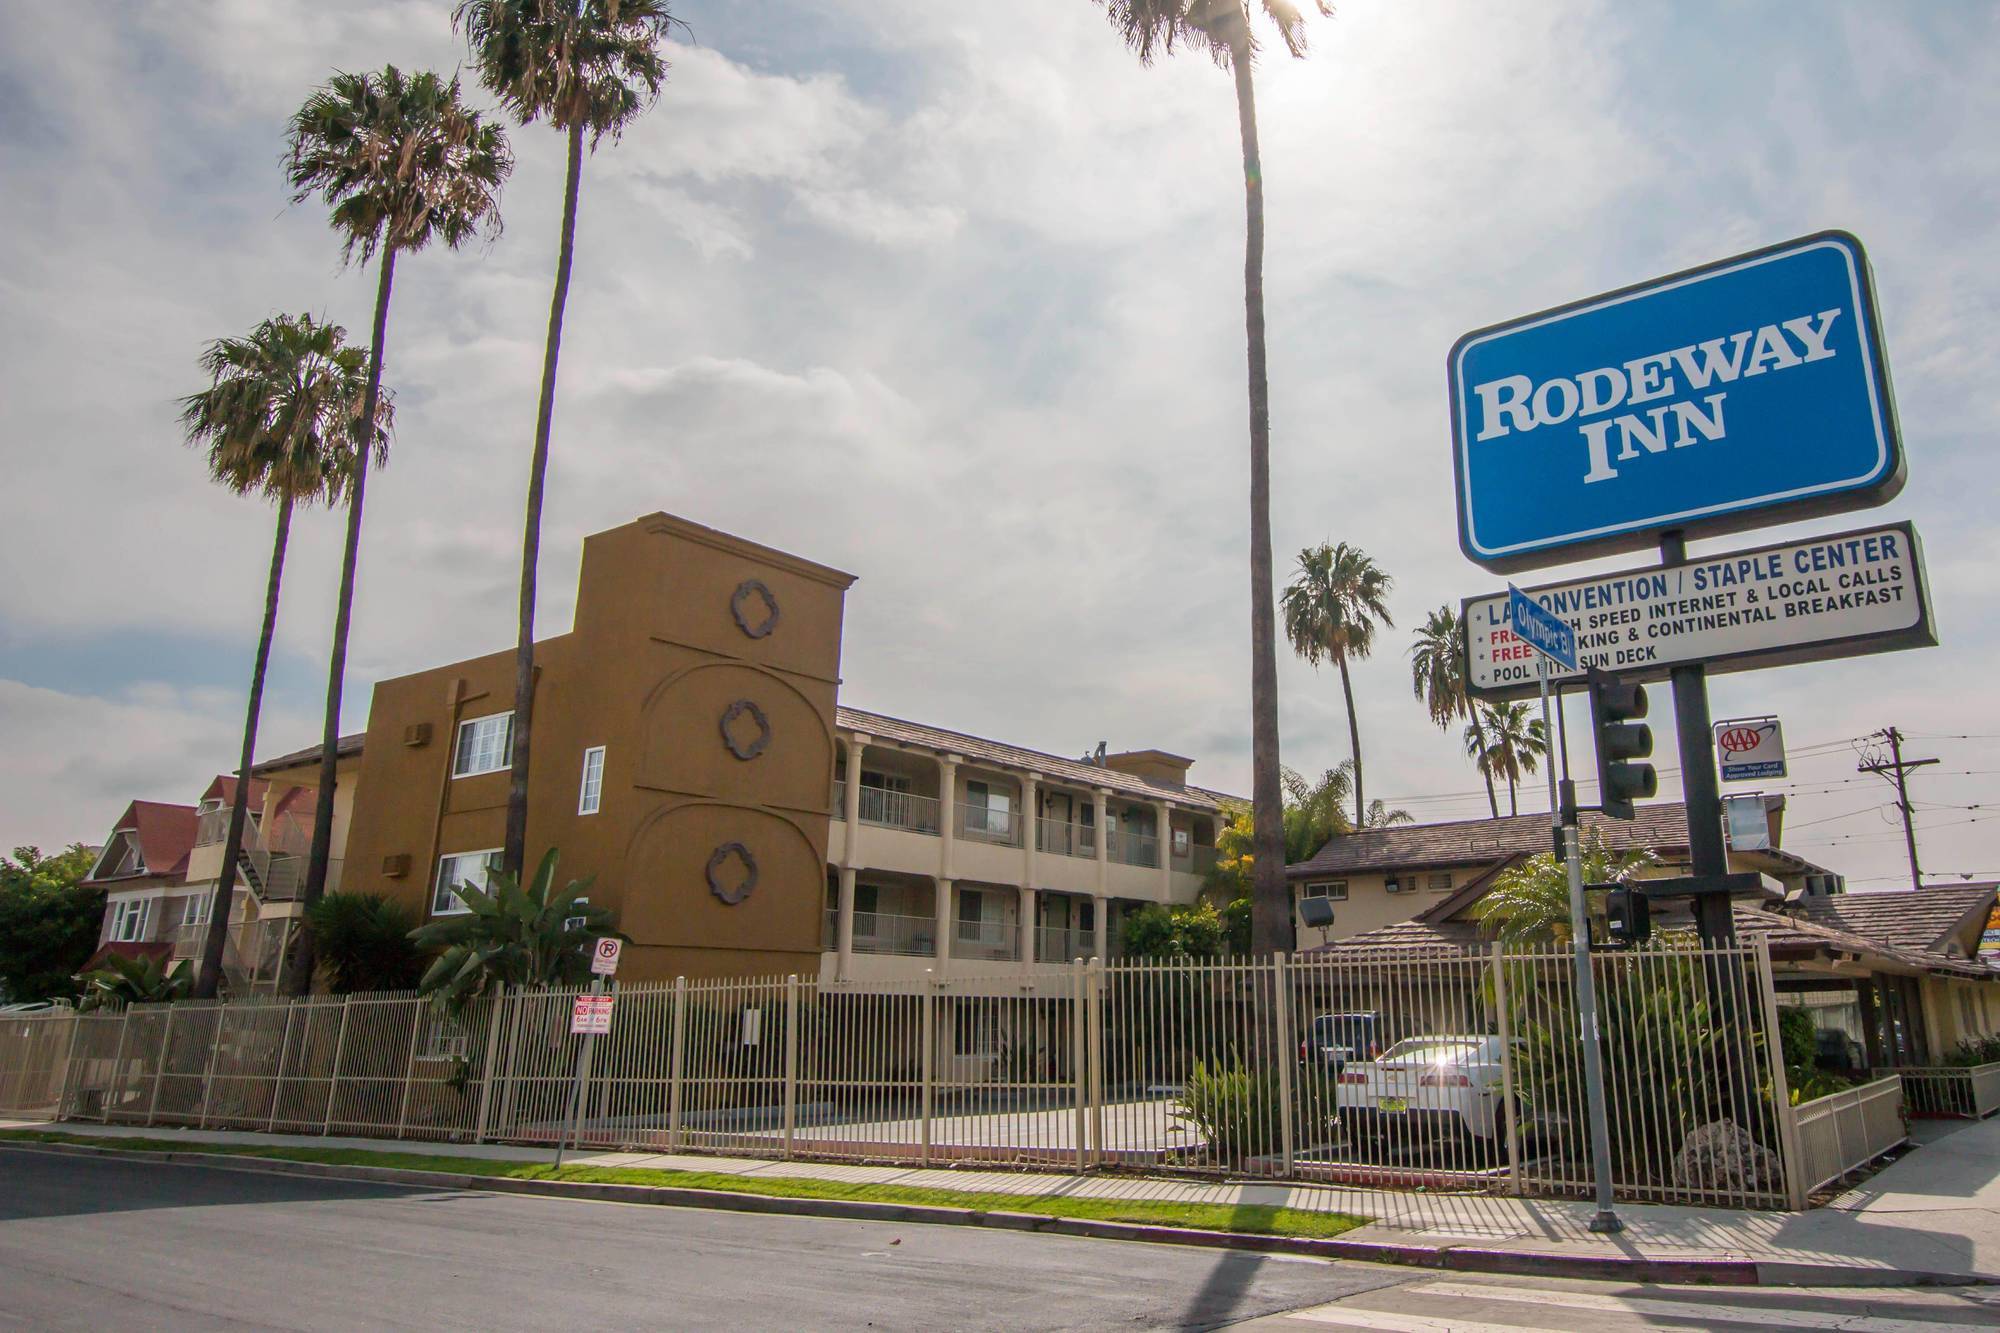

left=1857, top=727, right=1940, bottom=891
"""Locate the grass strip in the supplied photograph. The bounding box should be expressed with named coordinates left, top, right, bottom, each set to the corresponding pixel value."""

left=0, top=1129, right=1368, bottom=1240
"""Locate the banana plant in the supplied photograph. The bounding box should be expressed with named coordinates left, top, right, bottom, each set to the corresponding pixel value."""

left=76, top=952, right=193, bottom=1011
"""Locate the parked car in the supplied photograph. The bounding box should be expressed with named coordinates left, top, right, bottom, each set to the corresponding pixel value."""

left=1335, top=1034, right=1514, bottom=1143
left=1300, top=1012, right=1380, bottom=1072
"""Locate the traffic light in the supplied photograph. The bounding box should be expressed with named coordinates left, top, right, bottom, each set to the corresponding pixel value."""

left=1587, top=666, right=1657, bottom=820
left=1601, top=883, right=1652, bottom=947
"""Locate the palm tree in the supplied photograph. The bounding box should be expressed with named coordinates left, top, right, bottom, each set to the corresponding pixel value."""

left=285, top=66, right=512, bottom=990
left=1281, top=542, right=1394, bottom=826
left=409, top=850, right=623, bottom=1013
left=456, top=0, right=687, bottom=877
left=180, top=314, right=385, bottom=998
left=1409, top=604, right=1498, bottom=818
left=1089, top=0, right=1329, bottom=959
left=1466, top=700, right=1547, bottom=816
left=1471, top=833, right=1656, bottom=946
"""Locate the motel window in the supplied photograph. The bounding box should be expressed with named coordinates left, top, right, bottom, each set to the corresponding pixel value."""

left=1428, top=873, right=1453, bottom=893
left=453, top=712, right=513, bottom=778
left=1304, top=881, right=1348, bottom=902
left=965, top=780, right=1010, bottom=836
left=578, top=746, right=606, bottom=815
left=957, top=888, right=987, bottom=939
left=1172, top=828, right=1191, bottom=858
left=182, top=891, right=213, bottom=927
left=432, top=849, right=504, bottom=915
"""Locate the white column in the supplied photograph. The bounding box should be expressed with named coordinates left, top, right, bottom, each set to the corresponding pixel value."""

left=836, top=865, right=857, bottom=981
left=934, top=876, right=953, bottom=974
left=1093, top=789, right=1110, bottom=896
left=1156, top=801, right=1173, bottom=898
left=1093, top=894, right=1109, bottom=961
left=1019, top=885, right=1036, bottom=966
left=842, top=735, right=868, bottom=862
left=938, top=755, right=960, bottom=881
left=1021, top=774, right=1040, bottom=888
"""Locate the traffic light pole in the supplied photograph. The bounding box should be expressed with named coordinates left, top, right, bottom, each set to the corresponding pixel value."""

left=1539, top=655, right=1621, bottom=1234
left=1661, top=533, right=1736, bottom=947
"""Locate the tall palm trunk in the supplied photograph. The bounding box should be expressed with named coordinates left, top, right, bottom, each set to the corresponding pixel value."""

left=1336, top=654, right=1364, bottom=827
left=1229, top=37, right=1286, bottom=957
left=504, top=118, right=585, bottom=877
left=1468, top=710, right=1499, bottom=818
left=195, top=494, right=294, bottom=998
left=291, top=247, right=397, bottom=995
left=1507, top=770, right=1519, bottom=817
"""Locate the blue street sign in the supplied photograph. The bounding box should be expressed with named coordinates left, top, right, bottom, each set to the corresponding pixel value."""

left=1450, top=231, right=1903, bottom=572
left=1507, top=584, right=1578, bottom=671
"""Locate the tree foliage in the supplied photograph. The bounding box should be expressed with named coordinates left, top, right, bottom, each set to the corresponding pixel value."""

left=307, top=892, right=427, bottom=993
left=1121, top=901, right=1231, bottom=959
left=1469, top=832, right=1658, bottom=946
left=1465, top=700, right=1547, bottom=817
left=409, top=849, right=625, bottom=1012
left=0, top=845, right=102, bottom=1004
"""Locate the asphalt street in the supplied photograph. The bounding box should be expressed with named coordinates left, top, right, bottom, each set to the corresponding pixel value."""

left=5, top=1147, right=1999, bottom=1332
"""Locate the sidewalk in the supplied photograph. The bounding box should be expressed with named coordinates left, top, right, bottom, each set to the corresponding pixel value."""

left=7, top=1115, right=1998, bottom=1286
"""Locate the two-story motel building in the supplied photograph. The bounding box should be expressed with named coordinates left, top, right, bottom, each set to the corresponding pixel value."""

left=335, top=513, right=1230, bottom=986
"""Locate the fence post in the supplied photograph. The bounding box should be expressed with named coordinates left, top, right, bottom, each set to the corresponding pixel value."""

left=104, top=1008, right=133, bottom=1122
left=919, top=975, right=936, bottom=1168
left=394, top=998, right=424, bottom=1140
left=145, top=1005, right=177, bottom=1126
left=1087, top=957, right=1105, bottom=1167
left=667, top=977, right=687, bottom=1151
left=1752, top=938, right=1808, bottom=1209
left=782, top=975, right=800, bottom=1160
left=266, top=1000, right=299, bottom=1133
left=1070, top=959, right=1087, bottom=1173
left=322, top=995, right=353, bottom=1137
left=1274, top=953, right=1296, bottom=1176
left=195, top=1005, right=228, bottom=1129
left=473, top=988, right=508, bottom=1143
left=1491, top=943, right=1523, bottom=1195
left=55, top=1009, right=86, bottom=1121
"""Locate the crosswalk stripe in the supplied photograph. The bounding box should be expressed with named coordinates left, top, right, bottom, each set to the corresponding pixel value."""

left=1404, top=1281, right=1995, bottom=1333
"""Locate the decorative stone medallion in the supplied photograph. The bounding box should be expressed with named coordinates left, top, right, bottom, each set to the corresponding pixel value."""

left=720, top=698, right=773, bottom=761
left=730, top=578, right=781, bottom=639
left=706, top=841, right=758, bottom=905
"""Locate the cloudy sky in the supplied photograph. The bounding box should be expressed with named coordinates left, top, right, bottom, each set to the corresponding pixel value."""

left=2, top=1, right=1995, bottom=889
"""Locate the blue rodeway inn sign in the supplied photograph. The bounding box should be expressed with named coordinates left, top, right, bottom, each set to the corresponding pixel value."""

left=1449, top=231, right=1904, bottom=572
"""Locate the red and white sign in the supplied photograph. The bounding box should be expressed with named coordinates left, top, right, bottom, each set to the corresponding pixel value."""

left=1715, top=716, right=1786, bottom=782
left=589, top=937, right=622, bottom=976
left=570, top=993, right=614, bottom=1036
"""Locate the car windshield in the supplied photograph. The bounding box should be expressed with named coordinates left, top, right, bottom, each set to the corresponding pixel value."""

left=1380, top=1038, right=1480, bottom=1064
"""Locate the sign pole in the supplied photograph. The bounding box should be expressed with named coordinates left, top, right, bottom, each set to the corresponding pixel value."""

left=1660, top=533, right=1737, bottom=948
left=554, top=976, right=602, bottom=1172
left=554, top=938, right=622, bottom=1170
left=1540, top=651, right=1621, bottom=1233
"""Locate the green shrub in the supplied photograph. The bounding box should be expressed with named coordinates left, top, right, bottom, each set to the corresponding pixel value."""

left=1175, top=1059, right=1284, bottom=1161
left=307, top=892, right=425, bottom=993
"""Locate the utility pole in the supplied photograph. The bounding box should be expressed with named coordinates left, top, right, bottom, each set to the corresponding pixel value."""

left=1860, top=727, right=1938, bottom=890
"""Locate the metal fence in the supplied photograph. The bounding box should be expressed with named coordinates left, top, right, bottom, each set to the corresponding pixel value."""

left=0, top=941, right=1858, bottom=1210
left=1792, top=1075, right=1906, bottom=1197
left=1892, top=1062, right=2000, bottom=1119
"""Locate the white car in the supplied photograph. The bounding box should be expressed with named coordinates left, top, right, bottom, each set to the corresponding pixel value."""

left=1335, top=1034, right=1514, bottom=1144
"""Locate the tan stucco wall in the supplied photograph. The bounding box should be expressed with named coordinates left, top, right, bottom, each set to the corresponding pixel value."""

left=341, top=514, right=853, bottom=983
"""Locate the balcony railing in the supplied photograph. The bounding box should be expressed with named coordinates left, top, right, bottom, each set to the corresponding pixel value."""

left=1173, top=844, right=1220, bottom=877
left=831, top=779, right=846, bottom=814
left=195, top=808, right=259, bottom=848
left=1036, top=817, right=1096, bottom=859
left=1034, top=925, right=1094, bottom=964
left=951, top=918, right=1018, bottom=962
left=1109, top=829, right=1160, bottom=869
left=824, top=907, right=938, bottom=957
left=856, top=786, right=941, bottom=836
left=955, top=801, right=1022, bottom=847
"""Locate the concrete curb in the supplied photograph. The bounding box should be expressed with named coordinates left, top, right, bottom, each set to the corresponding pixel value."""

left=3, top=1140, right=1987, bottom=1289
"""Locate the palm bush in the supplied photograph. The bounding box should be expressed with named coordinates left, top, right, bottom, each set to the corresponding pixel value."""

left=76, top=953, right=192, bottom=1011
left=306, top=892, right=426, bottom=993
left=409, top=849, right=624, bottom=1012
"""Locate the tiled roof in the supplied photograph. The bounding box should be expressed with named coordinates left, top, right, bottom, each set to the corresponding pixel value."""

left=201, top=775, right=268, bottom=809
left=1797, top=884, right=1998, bottom=959
left=1288, top=804, right=1692, bottom=879
left=836, top=705, right=1230, bottom=812
left=252, top=732, right=366, bottom=776
left=81, top=800, right=196, bottom=887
